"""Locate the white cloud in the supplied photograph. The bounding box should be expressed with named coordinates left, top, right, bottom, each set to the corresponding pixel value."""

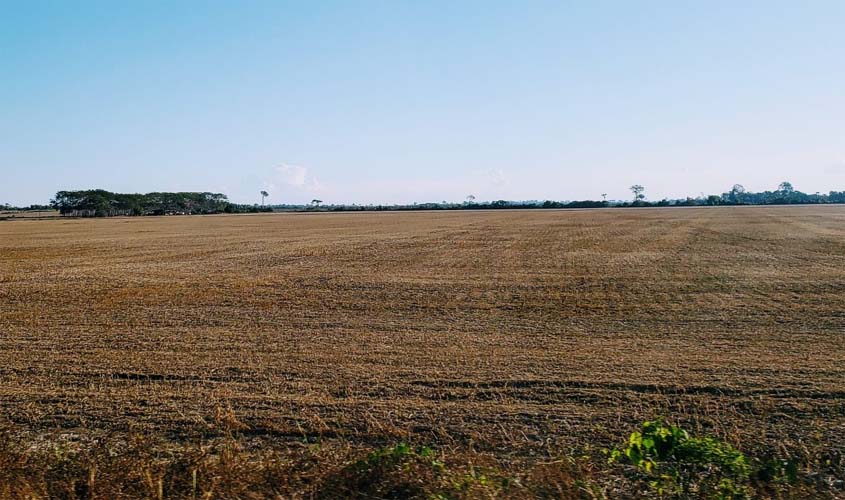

left=824, top=160, right=845, bottom=176
left=489, top=168, right=507, bottom=186
left=270, top=164, right=325, bottom=191
left=259, top=165, right=516, bottom=205
left=261, top=164, right=327, bottom=203
left=276, top=164, right=308, bottom=187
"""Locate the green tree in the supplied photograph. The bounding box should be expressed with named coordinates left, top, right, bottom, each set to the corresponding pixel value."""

left=729, top=184, right=746, bottom=203
left=630, top=185, right=645, bottom=203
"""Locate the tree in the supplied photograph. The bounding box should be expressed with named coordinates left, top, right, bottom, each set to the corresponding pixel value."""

left=466, top=194, right=476, bottom=204
left=778, top=181, right=794, bottom=194
left=311, top=199, right=323, bottom=207
left=630, top=185, right=645, bottom=203
left=729, top=184, right=746, bottom=204
left=49, top=190, right=229, bottom=216
left=260, top=190, right=269, bottom=206
left=601, top=193, right=607, bottom=202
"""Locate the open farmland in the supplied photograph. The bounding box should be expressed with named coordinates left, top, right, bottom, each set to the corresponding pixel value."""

left=0, top=211, right=59, bottom=220
left=1, top=206, right=844, bottom=498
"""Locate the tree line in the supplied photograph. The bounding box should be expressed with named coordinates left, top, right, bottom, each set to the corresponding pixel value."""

left=2, top=182, right=843, bottom=217
left=276, top=182, right=845, bottom=212
left=48, top=190, right=271, bottom=217
left=618, top=182, right=845, bottom=208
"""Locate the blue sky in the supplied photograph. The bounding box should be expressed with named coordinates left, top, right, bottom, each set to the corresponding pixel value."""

left=2, top=1, right=843, bottom=205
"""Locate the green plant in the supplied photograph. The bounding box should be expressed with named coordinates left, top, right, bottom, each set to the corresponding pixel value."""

left=610, top=420, right=750, bottom=499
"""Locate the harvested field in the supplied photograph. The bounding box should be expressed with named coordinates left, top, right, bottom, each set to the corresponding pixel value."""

left=0, top=211, right=59, bottom=220
left=1, top=206, right=844, bottom=498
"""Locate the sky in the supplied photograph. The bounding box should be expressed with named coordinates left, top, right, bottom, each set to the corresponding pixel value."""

left=2, top=1, right=844, bottom=206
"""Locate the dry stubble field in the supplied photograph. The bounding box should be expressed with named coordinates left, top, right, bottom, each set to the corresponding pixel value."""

left=1, top=206, right=844, bottom=498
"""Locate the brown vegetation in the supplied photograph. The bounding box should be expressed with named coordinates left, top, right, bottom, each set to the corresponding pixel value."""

left=0, top=210, right=59, bottom=220
left=1, top=207, right=844, bottom=498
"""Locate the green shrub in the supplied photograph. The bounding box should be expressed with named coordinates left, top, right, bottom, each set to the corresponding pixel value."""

left=610, top=419, right=750, bottom=499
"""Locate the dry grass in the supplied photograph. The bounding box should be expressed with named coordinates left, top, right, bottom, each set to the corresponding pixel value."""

left=0, top=211, right=59, bottom=220
left=1, top=207, right=844, bottom=498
